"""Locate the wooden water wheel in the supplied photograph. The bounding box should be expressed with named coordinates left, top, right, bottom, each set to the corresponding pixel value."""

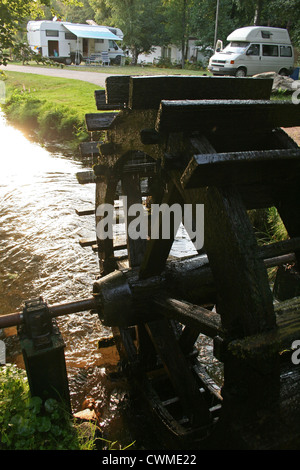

left=79, top=75, right=300, bottom=449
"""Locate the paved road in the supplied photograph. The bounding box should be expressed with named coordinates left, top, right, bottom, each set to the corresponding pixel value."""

left=3, top=64, right=113, bottom=87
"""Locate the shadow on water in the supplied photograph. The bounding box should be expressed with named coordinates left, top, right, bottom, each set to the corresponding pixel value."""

left=0, top=113, right=221, bottom=450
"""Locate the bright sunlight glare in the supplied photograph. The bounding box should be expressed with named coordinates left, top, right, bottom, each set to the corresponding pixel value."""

left=0, top=112, right=73, bottom=186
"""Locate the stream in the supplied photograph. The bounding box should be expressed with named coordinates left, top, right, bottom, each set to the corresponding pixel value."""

left=0, top=112, right=206, bottom=449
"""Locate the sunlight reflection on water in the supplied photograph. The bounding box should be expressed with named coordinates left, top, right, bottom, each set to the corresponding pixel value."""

left=0, top=113, right=217, bottom=448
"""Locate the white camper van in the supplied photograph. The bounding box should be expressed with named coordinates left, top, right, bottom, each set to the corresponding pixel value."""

left=208, top=26, right=294, bottom=77
left=27, top=20, right=124, bottom=65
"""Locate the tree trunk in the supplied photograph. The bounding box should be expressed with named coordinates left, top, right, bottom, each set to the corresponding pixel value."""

left=181, top=0, right=187, bottom=68
left=131, top=45, right=138, bottom=65
left=253, top=0, right=264, bottom=25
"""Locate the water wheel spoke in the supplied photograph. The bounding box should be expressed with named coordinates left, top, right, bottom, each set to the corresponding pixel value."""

left=145, top=317, right=211, bottom=427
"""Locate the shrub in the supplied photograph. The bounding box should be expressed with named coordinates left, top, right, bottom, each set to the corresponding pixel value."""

left=3, top=90, right=88, bottom=143
left=0, top=364, right=97, bottom=450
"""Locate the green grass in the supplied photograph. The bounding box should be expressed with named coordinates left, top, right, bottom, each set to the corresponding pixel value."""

left=0, top=66, right=209, bottom=148
left=0, top=364, right=99, bottom=450
left=10, top=60, right=210, bottom=76
left=1, top=71, right=102, bottom=147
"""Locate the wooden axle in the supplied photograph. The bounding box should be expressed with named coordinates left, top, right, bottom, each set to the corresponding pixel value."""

left=93, top=236, right=299, bottom=328
left=2, top=238, right=297, bottom=337
left=0, top=297, right=98, bottom=329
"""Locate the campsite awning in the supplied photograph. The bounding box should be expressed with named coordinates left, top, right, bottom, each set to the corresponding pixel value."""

left=63, top=24, right=121, bottom=41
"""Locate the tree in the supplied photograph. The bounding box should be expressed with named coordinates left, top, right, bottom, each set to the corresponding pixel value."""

left=88, top=0, right=113, bottom=25
left=42, top=0, right=96, bottom=24
left=0, top=0, right=82, bottom=65
left=101, top=0, right=169, bottom=64
left=163, top=0, right=194, bottom=68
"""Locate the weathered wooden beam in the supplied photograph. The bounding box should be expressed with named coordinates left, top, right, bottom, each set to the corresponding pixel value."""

left=94, top=89, right=105, bottom=106
left=228, top=296, right=300, bottom=359
left=76, top=171, right=95, bottom=184
left=94, top=89, right=125, bottom=110
left=122, top=172, right=147, bottom=267
left=75, top=207, right=95, bottom=216
left=79, top=141, right=101, bottom=157
left=181, top=149, right=300, bottom=189
left=152, top=294, right=222, bottom=339
left=139, top=181, right=185, bottom=280
left=99, top=142, right=120, bottom=156
left=258, top=237, right=300, bottom=262
left=105, top=75, right=131, bottom=106
left=145, top=317, right=211, bottom=426
left=85, top=112, right=118, bottom=131
left=155, top=100, right=300, bottom=134
left=79, top=237, right=97, bottom=247
left=128, top=76, right=272, bottom=110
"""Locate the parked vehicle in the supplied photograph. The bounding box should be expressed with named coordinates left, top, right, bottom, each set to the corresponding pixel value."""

left=208, top=26, right=294, bottom=77
left=27, top=20, right=125, bottom=65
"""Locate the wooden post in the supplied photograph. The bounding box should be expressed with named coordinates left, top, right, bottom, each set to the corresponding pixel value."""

left=18, top=298, right=71, bottom=412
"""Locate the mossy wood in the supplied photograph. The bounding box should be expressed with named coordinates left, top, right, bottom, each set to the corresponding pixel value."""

left=81, top=74, right=300, bottom=449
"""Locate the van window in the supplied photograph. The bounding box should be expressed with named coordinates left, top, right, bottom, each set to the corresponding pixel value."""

left=46, top=30, right=59, bottom=37
left=109, top=40, right=118, bottom=50
left=223, top=41, right=249, bottom=53
left=262, top=45, right=278, bottom=56
left=247, top=44, right=260, bottom=55
left=261, top=31, right=272, bottom=39
left=280, top=45, right=292, bottom=57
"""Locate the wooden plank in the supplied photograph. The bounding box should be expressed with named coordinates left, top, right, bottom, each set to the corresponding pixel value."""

left=155, top=100, right=300, bottom=134
left=258, top=237, right=300, bottom=261
left=85, top=112, right=118, bottom=131
left=229, top=296, right=300, bottom=359
left=76, top=171, right=95, bottom=184
left=105, top=75, right=131, bottom=106
left=181, top=149, right=300, bottom=189
left=95, top=90, right=125, bottom=110
left=122, top=172, right=147, bottom=267
left=94, top=89, right=105, bottom=107
left=95, top=172, right=119, bottom=276
left=79, top=237, right=96, bottom=247
left=75, top=207, right=95, bottom=216
left=139, top=181, right=184, bottom=279
left=129, top=76, right=272, bottom=110
left=79, top=141, right=101, bottom=156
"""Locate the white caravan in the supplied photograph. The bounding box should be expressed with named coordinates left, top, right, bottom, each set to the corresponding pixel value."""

left=208, top=26, right=294, bottom=77
left=27, top=20, right=124, bottom=65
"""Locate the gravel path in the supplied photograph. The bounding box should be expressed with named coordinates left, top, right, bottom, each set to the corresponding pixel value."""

left=3, top=64, right=113, bottom=87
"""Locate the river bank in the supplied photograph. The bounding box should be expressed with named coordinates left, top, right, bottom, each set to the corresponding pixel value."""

left=0, top=71, right=101, bottom=154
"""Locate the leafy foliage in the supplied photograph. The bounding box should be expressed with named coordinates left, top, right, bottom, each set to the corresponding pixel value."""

left=104, top=0, right=169, bottom=64
left=0, top=0, right=82, bottom=65
left=0, top=364, right=84, bottom=450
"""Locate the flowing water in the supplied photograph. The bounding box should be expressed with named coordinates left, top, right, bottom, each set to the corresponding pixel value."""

left=0, top=112, right=138, bottom=446
left=1, top=112, right=214, bottom=449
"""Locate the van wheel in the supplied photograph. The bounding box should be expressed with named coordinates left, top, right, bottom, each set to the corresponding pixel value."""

left=279, top=68, right=289, bottom=76
left=235, top=67, right=247, bottom=77
left=65, top=58, right=72, bottom=65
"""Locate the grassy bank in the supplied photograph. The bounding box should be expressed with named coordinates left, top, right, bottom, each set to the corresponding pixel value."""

left=9, top=60, right=209, bottom=76
left=1, top=71, right=100, bottom=150
left=0, top=66, right=208, bottom=152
